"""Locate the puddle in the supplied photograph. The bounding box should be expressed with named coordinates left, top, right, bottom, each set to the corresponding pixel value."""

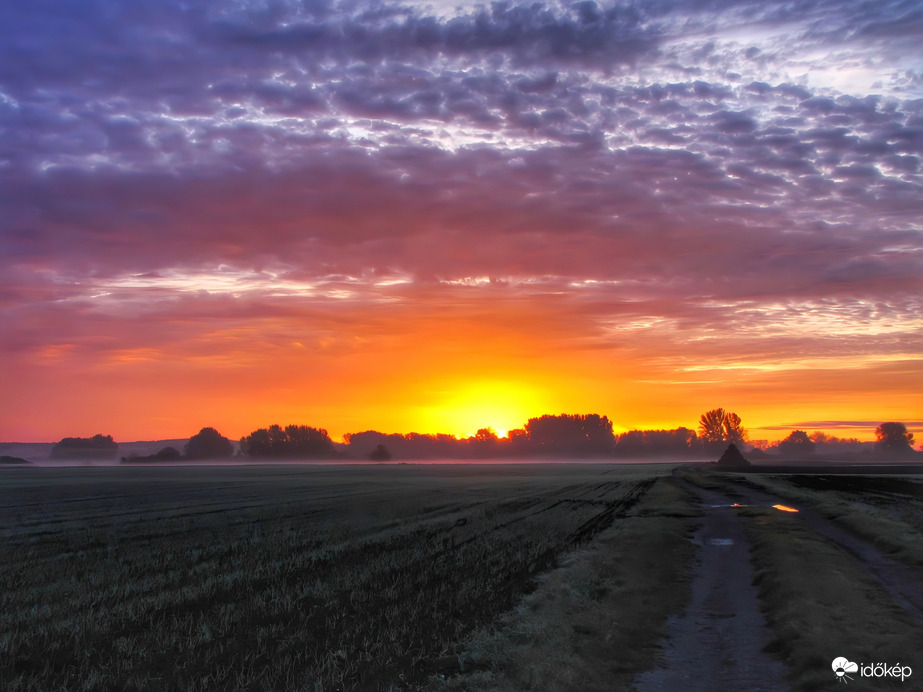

left=708, top=538, right=734, bottom=546
left=708, top=503, right=799, bottom=513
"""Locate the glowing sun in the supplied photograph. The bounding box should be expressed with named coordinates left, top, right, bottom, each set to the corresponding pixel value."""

left=418, top=379, right=549, bottom=438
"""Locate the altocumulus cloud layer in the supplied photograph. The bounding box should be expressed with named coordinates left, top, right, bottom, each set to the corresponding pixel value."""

left=1, top=0, right=922, bottom=437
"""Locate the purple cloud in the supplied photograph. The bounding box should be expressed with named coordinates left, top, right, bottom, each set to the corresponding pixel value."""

left=1, top=0, right=922, bottom=438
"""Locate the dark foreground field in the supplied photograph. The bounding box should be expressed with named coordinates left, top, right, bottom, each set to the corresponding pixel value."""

left=0, top=463, right=675, bottom=690
left=2, top=463, right=921, bottom=691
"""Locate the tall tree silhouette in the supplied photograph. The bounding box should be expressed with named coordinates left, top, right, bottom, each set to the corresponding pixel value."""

left=874, top=422, right=915, bottom=458
left=699, top=408, right=746, bottom=451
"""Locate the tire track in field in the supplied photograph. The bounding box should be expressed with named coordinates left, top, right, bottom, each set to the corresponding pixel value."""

left=634, top=479, right=789, bottom=692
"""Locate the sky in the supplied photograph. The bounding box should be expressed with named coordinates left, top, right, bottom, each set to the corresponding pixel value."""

left=1, top=0, right=922, bottom=444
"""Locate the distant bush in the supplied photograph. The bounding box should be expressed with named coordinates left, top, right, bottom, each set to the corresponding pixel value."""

left=153, top=446, right=182, bottom=460
left=344, top=431, right=463, bottom=459
left=369, top=444, right=392, bottom=461
left=121, top=446, right=182, bottom=464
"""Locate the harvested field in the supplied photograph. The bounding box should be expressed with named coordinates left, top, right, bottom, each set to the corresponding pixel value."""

left=0, top=463, right=673, bottom=691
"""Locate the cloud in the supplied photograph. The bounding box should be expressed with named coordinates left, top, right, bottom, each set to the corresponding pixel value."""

left=766, top=421, right=923, bottom=431
left=1, top=0, right=922, bottom=438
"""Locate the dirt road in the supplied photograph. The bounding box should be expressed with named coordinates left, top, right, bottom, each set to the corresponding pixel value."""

left=634, top=480, right=789, bottom=691
left=636, top=472, right=923, bottom=691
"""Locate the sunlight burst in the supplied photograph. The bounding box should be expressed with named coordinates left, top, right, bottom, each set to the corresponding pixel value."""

left=420, top=380, right=547, bottom=438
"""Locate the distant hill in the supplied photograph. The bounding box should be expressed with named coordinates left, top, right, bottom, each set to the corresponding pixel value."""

left=0, top=442, right=54, bottom=462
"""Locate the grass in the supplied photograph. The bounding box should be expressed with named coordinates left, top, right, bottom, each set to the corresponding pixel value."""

left=0, top=463, right=676, bottom=691
left=743, top=504, right=923, bottom=690
left=739, top=473, right=923, bottom=567
left=426, top=474, right=700, bottom=691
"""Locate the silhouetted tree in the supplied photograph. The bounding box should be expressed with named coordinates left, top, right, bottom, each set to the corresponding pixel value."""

left=241, top=427, right=271, bottom=457
left=345, top=431, right=464, bottom=459
left=122, top=446, right=184, bottom=463
left=698, top=409, right=726, bottom=447
left=808, top=431, right=867, bottom=456
left=285, top=425, right=334, bottom=457
left=874, top=422, right=915, bottom=458
left=241, top=424, right=334, bottom=458
left=698, top=409, right=746, bottom=452
left=369, top=444, right=392, bottom=461
left=268, top=424, right=289, bottom=456
left=467, top=427, right=501, bottom=457
left=474, top=428, right=498, bottom=443
left=506, top=428, right=532, bottom=455
left=51, top=434, right=118, bottom=459
left=153, top=446, right=182, bottom=460
left=614, top=427, right=699, bottom=457
left=525, top=414, right=615, bottom=456
left=184, top=427, right=234, bottom=459
left=777, top=430, right=815, bottom=458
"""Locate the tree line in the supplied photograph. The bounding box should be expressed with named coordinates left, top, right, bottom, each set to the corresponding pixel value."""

left=51, top=411, right=918, bottom=463
left=755, top=422, right=917, bottom=460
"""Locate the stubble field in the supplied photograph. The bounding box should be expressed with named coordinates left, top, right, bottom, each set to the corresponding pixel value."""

left=0, top=462, right=676, bottom=691
left=7, top=462, right=921, bottom=691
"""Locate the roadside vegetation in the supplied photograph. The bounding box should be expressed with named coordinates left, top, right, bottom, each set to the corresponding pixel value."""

left=744, top=503, right=923, bottom=690
left=739, top=473, right=923, bottom=567
left=427, top=475, right=700, bottom=690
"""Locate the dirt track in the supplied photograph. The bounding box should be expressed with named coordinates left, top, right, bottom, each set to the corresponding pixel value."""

left=636, top=473, right=923, bottom=691
left=634, top=480, right=789, bottom=692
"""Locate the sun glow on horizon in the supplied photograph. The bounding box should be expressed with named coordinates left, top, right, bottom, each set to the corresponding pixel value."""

left=418, top=379, right=550, bottom=440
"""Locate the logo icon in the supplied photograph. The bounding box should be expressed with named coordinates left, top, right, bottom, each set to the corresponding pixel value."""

left=832, top=657, right=858, bottom=683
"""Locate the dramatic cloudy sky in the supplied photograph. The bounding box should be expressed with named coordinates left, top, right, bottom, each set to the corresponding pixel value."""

left=2, top=0, right=921, bottom=442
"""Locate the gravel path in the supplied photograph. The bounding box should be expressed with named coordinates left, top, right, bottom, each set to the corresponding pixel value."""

left=634, top=480, right=789, bottom=692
